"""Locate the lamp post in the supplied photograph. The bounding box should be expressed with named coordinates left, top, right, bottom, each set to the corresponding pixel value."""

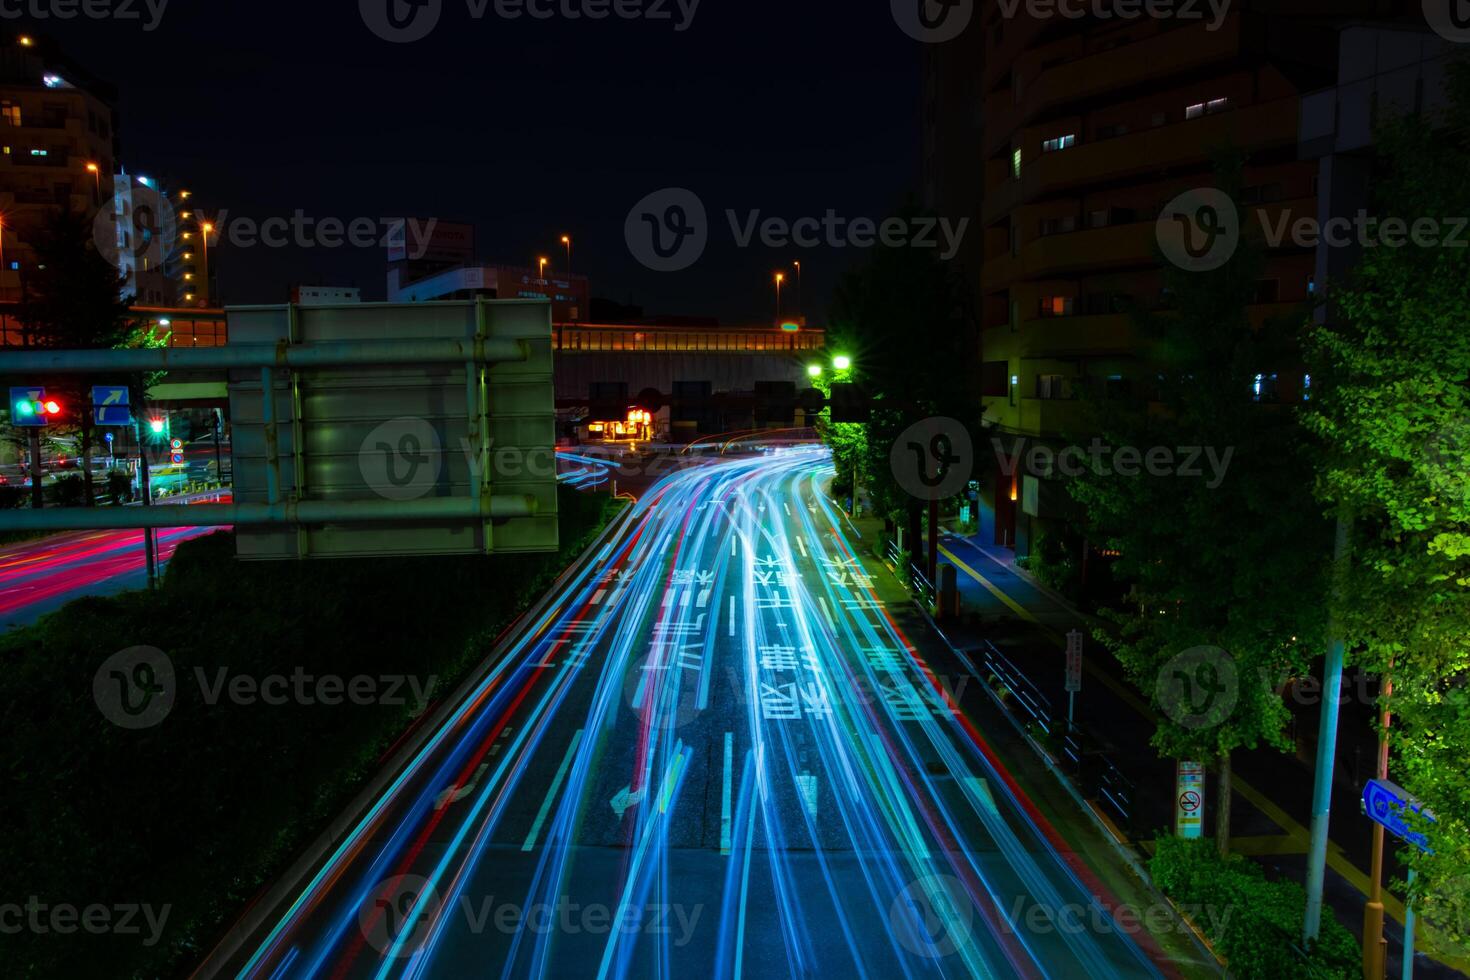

left=85, top=161, right=100, bottom=204
left=775, top=272, right=785, bottom=324
left=200, top=221, right=214, bottom=305
left=538, top=256, right=549, bottom=281
left=561, top=235, right=571, bottom=273
left=793, top=260, right=802, bottom=315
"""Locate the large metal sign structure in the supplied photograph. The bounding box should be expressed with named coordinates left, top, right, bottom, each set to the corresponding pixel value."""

left=0, top=299, right=558, bottom=560
left=227, top=300, right=557, bottom=559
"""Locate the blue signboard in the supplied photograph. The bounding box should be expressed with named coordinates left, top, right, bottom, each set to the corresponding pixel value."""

left=1363, top=779, right=1433, bottom=852
left=92, top=386, right=132, bottom=427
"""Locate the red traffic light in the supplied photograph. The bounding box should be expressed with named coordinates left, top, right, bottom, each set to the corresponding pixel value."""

left=42, top=400, right=60, bottom=415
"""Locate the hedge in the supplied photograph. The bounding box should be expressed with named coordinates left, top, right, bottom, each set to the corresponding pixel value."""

left=1150, top=835, right=1359, bottom=978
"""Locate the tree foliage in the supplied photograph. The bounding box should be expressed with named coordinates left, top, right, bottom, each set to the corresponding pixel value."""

left=1070, top=154, right=1332, bottom=854
left=1302, top=57, right=1470, bottom=952
left=825, top=202, right=978, bottom=529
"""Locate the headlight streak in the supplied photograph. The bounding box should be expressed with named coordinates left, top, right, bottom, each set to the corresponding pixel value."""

left=238, top=447, right=1165, bottom=980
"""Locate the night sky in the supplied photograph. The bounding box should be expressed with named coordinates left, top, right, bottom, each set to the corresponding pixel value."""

left=38, top=1, right=920, bottom=324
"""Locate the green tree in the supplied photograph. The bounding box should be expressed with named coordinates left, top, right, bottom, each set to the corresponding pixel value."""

left=826, top=202, right=979, bottom=548
left=16, top=208, right=141, bottom=506
left=1070, top=156, right=1332, bottom=856
left=1303, top=57, right=1470, bottom=955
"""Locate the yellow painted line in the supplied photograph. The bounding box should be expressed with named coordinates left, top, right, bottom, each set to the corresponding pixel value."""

left=1226, top=835, right=1309, bottom=856
left=942, top=539, right=1470, bottom=972
left=938, top=544, right=1039, bottom=625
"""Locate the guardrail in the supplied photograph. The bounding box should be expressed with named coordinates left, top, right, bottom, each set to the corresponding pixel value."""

left=976, top=640, right=1055, bottom=735
left=885, top=538, right=937, bottom=608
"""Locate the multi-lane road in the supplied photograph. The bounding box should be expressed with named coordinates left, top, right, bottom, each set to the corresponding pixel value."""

left=0, top=524, right=217, bottom=629
left=223, top=448, right=1177, bottom=979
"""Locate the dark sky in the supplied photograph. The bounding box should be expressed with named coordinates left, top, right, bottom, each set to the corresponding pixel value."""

left=37, top=0, right=921, bottom=324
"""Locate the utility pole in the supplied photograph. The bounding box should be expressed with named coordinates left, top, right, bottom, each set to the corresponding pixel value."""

left=28, top=428, right=42, bottom=509
left=134, top=419, right=156, bottom=587
left=1305, top=505, right=1354, bottom=944
left=1364, top=659, right=1395, bottom=979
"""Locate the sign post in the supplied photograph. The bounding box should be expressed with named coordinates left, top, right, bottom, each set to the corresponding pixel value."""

left=1176, top=761, right=1205, bottom=839
left=1064, top=629, right=1083, bottom=731
left=1363, top=779, right=1433, bottom=979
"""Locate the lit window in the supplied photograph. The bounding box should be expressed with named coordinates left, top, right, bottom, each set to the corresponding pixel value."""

left=1302, top=374, right=1312, bottom=402
left=1207, top=97, right=1230, bottom=114
left=1042, top=134, right=1076, bottom=153
left=1186, top=102, right=1205, bottom=120
left=1041, top=295, right=1074, bottom=317
left=1011, top=148, right=1022, bottom=179
left=28, top=148, right=46, bottom=157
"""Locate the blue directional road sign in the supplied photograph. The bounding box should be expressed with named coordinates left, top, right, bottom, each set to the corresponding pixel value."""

left=1363, top=778, right=1433, bottom=852
left=92, top=386, right=132, bottom=427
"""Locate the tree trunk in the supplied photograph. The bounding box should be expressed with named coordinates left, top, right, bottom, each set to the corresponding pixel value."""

left=1217, top=748, right=1233, bottom=858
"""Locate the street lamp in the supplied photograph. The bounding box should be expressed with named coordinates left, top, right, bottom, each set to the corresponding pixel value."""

left=833, top=354, right=852, bottom=372
left=560, top=235, right=571, bottom=273
left=85, top=162, right=100, bottom=203
left=793, top=260, right=802, bottom=314
left=775, top=272, right=785, bottom=323
left=199, top=221, right=214, bottom=304
left=807, top=364, right=823, bottom=379
left=538, top=256, right=549, bottom=280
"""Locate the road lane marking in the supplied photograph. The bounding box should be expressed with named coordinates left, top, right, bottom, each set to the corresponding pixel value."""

left=818, top=597, right=836, bottom=629
left=795, top=536, right=807, bottom=559
left=797, top=772, right=818, bottom=819
left=729, top=596, right=736, bottom=637
left=721, top=732, right=734, bottom=855
left=521, top=729, right=584, bottom=851
left=591, top=589, right=606, bottom=606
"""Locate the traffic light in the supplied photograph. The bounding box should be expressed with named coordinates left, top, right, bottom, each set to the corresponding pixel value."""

left=10, top=388, right=61, bottom=427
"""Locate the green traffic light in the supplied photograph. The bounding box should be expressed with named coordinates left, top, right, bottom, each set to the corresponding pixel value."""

left=16, top=400, right=34, bottom=416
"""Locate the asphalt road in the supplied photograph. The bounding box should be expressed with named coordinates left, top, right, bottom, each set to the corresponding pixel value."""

left=230, top=449, right=1174, bottom=979
left=0, top=524, right=218, bottom=630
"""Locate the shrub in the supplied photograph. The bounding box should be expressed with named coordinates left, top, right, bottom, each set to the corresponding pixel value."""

left=1150, top=835, right=1358, bottom=978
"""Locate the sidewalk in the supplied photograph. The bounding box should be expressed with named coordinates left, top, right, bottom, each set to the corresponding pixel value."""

left=932, top=530, right=1469, bottom=979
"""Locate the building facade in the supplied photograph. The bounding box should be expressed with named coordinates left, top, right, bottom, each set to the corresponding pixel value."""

left=923, top=2, right=1412, bottom=554
left=0, top=31, right=118, bottom=303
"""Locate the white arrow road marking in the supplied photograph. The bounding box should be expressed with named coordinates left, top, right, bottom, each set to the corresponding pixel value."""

left=434, top=763, right=489, bottom=811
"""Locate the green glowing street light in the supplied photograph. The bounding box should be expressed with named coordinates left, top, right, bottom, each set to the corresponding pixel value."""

left=833, top=355, right=852, bottom=372
left=807, top=364, right=823, bottom=378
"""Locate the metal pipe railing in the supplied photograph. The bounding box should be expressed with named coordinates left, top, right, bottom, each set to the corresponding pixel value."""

left=0, top=337, right=527, bottom=373
left=0, top=495, right=536, bottom=532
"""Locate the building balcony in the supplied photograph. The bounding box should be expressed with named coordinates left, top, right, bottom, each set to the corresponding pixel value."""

left=982, top=18, right=1244, bottom=157
left=982, top=197, right=1315, bottom=293
left=983, top=99, right=1302, bottom=224
left=1022, top=313, right=1139, bottom=359
left=1019, top=397, right=1096, bottom=440
left=984, top=221, right=1157, bottom=290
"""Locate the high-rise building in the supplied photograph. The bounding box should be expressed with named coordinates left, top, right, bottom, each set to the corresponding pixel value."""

left=0, top=30, right=118, bottom=302
left=106, top=174, right=215, bottom=307
left=923, top=2, right=1413, bottom=554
